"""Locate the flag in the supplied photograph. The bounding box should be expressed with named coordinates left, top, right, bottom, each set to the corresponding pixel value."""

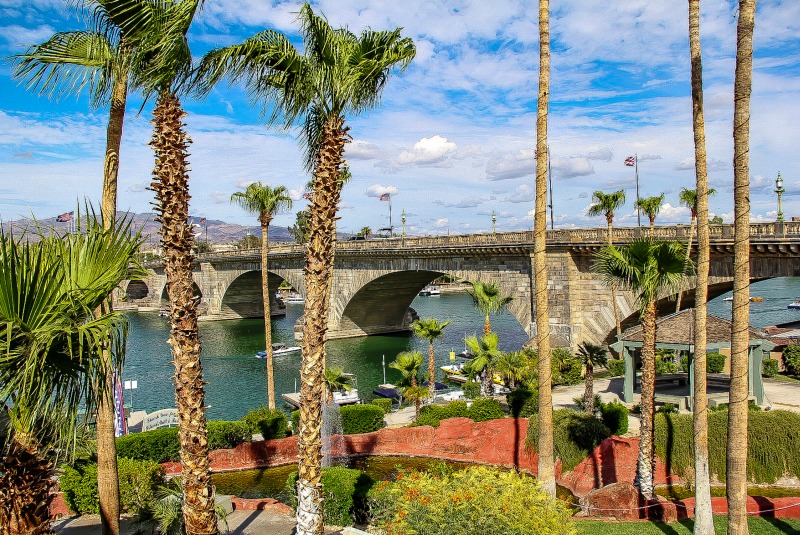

left=303, top=192, right=313, bottom=200
left=199, top=217, right=206, bottom=224
left=624, top=156, right=636, bottom=167
left=56, top=211, right=74, bottom=222
left=113, top=374, right=127, bottom=437
left=379, top=193, right=390, bottom=201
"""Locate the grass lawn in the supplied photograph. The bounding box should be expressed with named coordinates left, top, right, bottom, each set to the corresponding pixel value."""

left=764, top=373, right=800, bottom=384
left=574, top=516, right=800, bottom=534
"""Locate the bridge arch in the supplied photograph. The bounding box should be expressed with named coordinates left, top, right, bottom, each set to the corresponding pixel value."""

left=217, top=270, right=288, bottom=320
left=124, top=280, right=149, bottom=300
left=160, top=282, right=203, bottom=308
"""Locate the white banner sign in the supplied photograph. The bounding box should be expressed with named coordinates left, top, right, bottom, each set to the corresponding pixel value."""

left=142, top=409, right=179, bottom=432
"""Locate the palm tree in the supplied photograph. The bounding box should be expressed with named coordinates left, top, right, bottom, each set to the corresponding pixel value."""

left=466, top=281, right=513, bottom=336
left=95, top=2, right=216, bottom=533
left=231, top=183, right=293, bottom=410
left=411, top=318, right=450, bottom=398
left=465, top=332, right=503, bottom=397
left=587, top=190, right=627, bottom=337
left=12, top=19, right=135, bottom=534
left=675, top=187, right=715, bottom=312
left=323, top=367, right=353, bottom=403
left=576, top=342, right=608, bottom=415
left=729, top=2, right=756, bottom=533
left=634, top=194, right=665, bottom=233
left=401, top=386, right=430, bottom=420
left=0, top=213, right=143, bottom=535
left=593, top=238, right=690, bottom=499
left=193, top=9, right=414, bottom=532
left=494, top=350, right=530, bottom=390
left=687, top=2, right=714, bottom=532
left=389, top=351, right=424, bottom=388
left=359, top=227, right=372, bottom=238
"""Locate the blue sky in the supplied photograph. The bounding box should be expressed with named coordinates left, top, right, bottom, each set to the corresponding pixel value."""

left=1, top=0, right=799, bottom=236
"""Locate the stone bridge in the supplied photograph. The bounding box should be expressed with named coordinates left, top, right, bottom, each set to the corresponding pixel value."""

left=118, top=222, right=800, bottom=349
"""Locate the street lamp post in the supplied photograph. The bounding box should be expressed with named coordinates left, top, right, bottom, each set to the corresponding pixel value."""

left=492, top=211, right=496, bottom=236
left=775, top=172, right=785, bottom=223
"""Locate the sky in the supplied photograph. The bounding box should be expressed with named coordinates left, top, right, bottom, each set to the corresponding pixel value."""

left=1, top=1, right=799, bottom=237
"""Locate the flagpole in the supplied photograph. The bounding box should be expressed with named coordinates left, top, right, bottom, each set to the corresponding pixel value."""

left=547, top=146, right=554, bottom=230
left=389, top=196, right=393, bottom=235
left=635, top=152, right=641, bottom=227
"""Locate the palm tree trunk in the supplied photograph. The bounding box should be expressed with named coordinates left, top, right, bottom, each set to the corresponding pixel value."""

left=0, top=434, right=54, bottom=535
left=534, top=0, right=556, bottom=499
left=297, top=115, right=348, bottom=535
left=261, top=220, right=276, bottom=409
left=638, top=300, right=658, bottom=499
left=97, top=72, right=128, bottom=535
left=584, top=363, right=594, bottom=414
left=483, top=313, right=491, bottom=336
left=688, top=2, right=714, bottom=532
left=675, top=215, right=695, bottom=313
left=151, top=91, right=217, bottom=535
left=428, top=342, right=436, bottom=398
left=728, top=2, right=756, bottom=533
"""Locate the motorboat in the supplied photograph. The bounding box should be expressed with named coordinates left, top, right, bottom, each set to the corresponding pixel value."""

left=723, top=296, right=763, bottom=303
left=256, top=343, right=301, bottom=358
left=159, top=309, right=170, bottom=317
left=440, top=363, right=466, bottom=375
left=418, top=285, right=441, bottom=296
left=284, top=294, right=305, bottom=304
left=283, top=373, right=360, bottom=407
left=789, top=298, right=800, bottom=310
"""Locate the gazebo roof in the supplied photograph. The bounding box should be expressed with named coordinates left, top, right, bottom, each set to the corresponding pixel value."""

left=619, top=308, right=766, bottom=345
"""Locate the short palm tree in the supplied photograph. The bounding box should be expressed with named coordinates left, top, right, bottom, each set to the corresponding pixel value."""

left=95, top=1, right=217, bottom=533
left=401, top=386, right=430, bottom=420
left=465, top=332, right=503, bottom=396
left=193, top=8, right=414, bottom=533
left=576, top=342, right=608, bottom=415
left=634, top=194, right=666, bottom=233
left=494, top=350, right=530, bottom=390
left=323, top=367, right=353, bottom=403
left=467, top=281, right=513, bottom=335
left=389, top=351, right=424, bottom=388
left=593, top=238, right=690, bottom=498
left=674, top=187, right=715, bottom=312
left=411, top=318, right=450, bottom=398
left=0, top=212, right=143, bottom=534
left=359, top=227, right=372, bottom=238
left=231, top=182, right=293, bottom=410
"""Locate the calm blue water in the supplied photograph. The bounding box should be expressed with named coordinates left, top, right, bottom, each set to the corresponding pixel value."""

left=122, top=278, right=800, bottom=420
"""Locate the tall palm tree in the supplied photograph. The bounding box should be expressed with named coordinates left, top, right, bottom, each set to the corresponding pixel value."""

left=576, top=342, right=608, bottom=415
left=729, top=2, right=756, bottom=533
left=634, top=194, right=666, bottom=233
left=465, top=332, right=503, bottom=397
left=389, top=351, right=424, bottom=388
left=411, top=318, right=450, bottom=398
left=466, top=281, right=513, bottom=336
left=12, top=19, right=135, bottom=535
left=0, top=213, right=143, bottom=535
left=593, top=238, right=690, bottom=498
left=193, top=9, right=414, bottom=532
left=687, top=2, right=714, bottom=532
left=230, top=182, right=293, bottom=410
left=587, top=189, right=627, bottom=335
left=675, top=187, right=715, bottom=312
left=95, top=2, right=216, bottom=534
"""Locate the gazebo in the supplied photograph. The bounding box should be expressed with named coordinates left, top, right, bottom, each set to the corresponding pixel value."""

left=610, top=309, right=773, bottom=411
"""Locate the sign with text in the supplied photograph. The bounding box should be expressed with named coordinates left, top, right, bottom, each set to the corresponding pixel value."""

left=142, top=408, right=179, bottom=432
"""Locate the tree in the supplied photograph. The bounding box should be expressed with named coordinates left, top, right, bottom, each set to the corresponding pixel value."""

left=0, top=213, right=143, bottom=535
left=576, top=342, right=608, bottom=415
left=634, top=194, right=666, bottom=233
left=401, top=386, right=430, bottom=420
left=236, top=233, right=260, bottom=249
left=288, top=211, right=310, bottom=244
left=587, top=189, right=627, bottom=335
left=96, top=1, right=217, bottom=533
left=466, top=281, right=513, bottom=336
left=709, top=215, right=723, bottom=225
left=728, top=2, right=756, bottom=533
left=231, top=182, right=293, bottom=410
left=465, top=332, right=503, bottom=397
left=675, top=186, right=715, bottom=312
left=323, top=367, right=353, bottom=403
left=411, top=318, right=450, bottom=398
left=193, top=8, right=415, bottom=532
left=494, top=350, right=530, bottom=390
left=359, top=227, right=372, bottom=238
left=389, top=351, right=424, bottom=388
left=593, top=238, right=690, bottom=498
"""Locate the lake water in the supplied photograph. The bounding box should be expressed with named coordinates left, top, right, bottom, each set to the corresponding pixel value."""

left=123, top=278, right=800, bottom=421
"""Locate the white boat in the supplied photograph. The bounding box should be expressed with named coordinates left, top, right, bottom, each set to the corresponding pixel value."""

left=256, top=343, right=301, bottom=358
left=284, top=294, right=305, bottom=304
left=419, top=285, right=441, bottom=296
left=282, top=373, right=360, bottom=407
left=789, top=298, right=800, bottom=310
left=440, top=363, right=466, bottom=375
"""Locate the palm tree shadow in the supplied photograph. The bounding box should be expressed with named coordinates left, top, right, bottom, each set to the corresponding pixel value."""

left=652, top=519, right=694, bottom=535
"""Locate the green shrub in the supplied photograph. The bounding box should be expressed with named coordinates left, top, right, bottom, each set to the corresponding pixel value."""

left=655, top=355, right=677, bottom=375
left=598, top=401, right=629, bottom=435
left=707, top=352, right=727, bottom=373
left=783, top=344, right=800, bottom=376
left=207, top=420, right=251, bottom=450
left=467, top=397, right=505, bottom=422
left=241, top=406, right=289, bottom=440
left=287, top=467, right=371, bottom=526
left=291, top=409, right=300, bottom=434
left=607, top=359, right=625, bottom=377
left=116, top=427, right=179, bottom=463
left=507, top=388, right=539, bottom=418
left=526, top=409, right=610, bottom=471
left=657, top=403, right=678, bottom=414
left=552, top=348, right=582, bottom=386
left=679, top=355, right=690, bottom=373
left=370, top=398, right=393, bottom=414
left=762, top=358, right=779, bottom=378
left=412, top=400, right=470, bottom=428
left=339, top=404, right=385, bottom=435
left=462, top=381, right=481, bottom=399
left=572, top=394, right=601, bottom=413
left=367, top=465, right=576, bottom=535
left=59, top=458, right=164, bottom=515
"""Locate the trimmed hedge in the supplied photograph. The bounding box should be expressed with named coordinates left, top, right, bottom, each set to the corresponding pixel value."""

left=607, top=359, right=625, bottom=377
left=241, top=406, right=289, bottom=439
left=762, top=358, right=779, bottom=378
left=207, top=420, right=251, bottom=450
left=462, top=381, right=481, bottom=399
left=468, top=397, right=505, bottom=422
left=598, top=401, right=629, bottom=435
left=707, top=352, right=727, bottom=373
left=414, top=400, right=470, bottom=427
left=370, top=398, right=393, bottom=414
left=783, top=344, right=800, bottom=376
left=286, top=467, right=371, bottom=526
left=340, top=404, right=385, bottom=435
left=507, top=388, right=539, bottom=418
left=115, top=420, right=251, bottom=462
left=526, top=409, right=610, bottom=471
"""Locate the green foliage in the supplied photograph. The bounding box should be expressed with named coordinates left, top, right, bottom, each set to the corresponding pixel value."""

left=507, top=388, right=539, bottom=418
left=116, top=420, right=250, bottom=462
left=552, top=348, right=582, bottom=386
left=572, top=394, right=602, bottom=413
left=782, top=344, right=800, bottom=376
left=467, top=397, right=505, bottom=422
left=527, top=409, right=611, bottom=471
left=367, top=465, right=576, bottom=535
left=657, top=403, right=678, bottom=414
left=761, top=358, right=779, bottom=378
left=59, top=458, right=164, bottom=515
left=291, top=409, right=300, bottom=434
left=655, top=354, right=678, bottom=375
left=679, top=355, right=690, bottom=373
left=655, top=410, right=800, bottom=484
left=412, top=400, right=470, bottom=428
left=206, top=420, right=251, bottom=450
left=339, top=404, right=385, bottom=435
left=462, top=381, right=481, bottom=399
left=370, top=398, right=393, bottom=414
left=287, top=467, right=371, bottom=527
left=608, top=359, right=625, bottom=377
left=133, top=478, right=228, bottom=535
left=707, top=352, right=727, bottom=373
left=598, top=401, right=629, bottom=435
left=241, top=406, right=289, bottom=439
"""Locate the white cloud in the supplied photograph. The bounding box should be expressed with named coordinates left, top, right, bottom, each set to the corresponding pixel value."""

left=505, top=184, right=534, bottom=204
left=551, top=156, right=594, bottom=179
left=210, top=191, right=229, bottom=204
left=486, top=150, right=533, bottom=181
left=586, top=148, right=613, bottom=161
left=365, top=184, right=398, bottom=198
left=346, top=140, right=383, bottom=160
left=397, top=135, right=457, bottom=166
left=434, top=218, right=449, bottom=228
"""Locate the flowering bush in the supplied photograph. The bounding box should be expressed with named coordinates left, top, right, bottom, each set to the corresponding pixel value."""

left=367, top=465, right=576, bottom=535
